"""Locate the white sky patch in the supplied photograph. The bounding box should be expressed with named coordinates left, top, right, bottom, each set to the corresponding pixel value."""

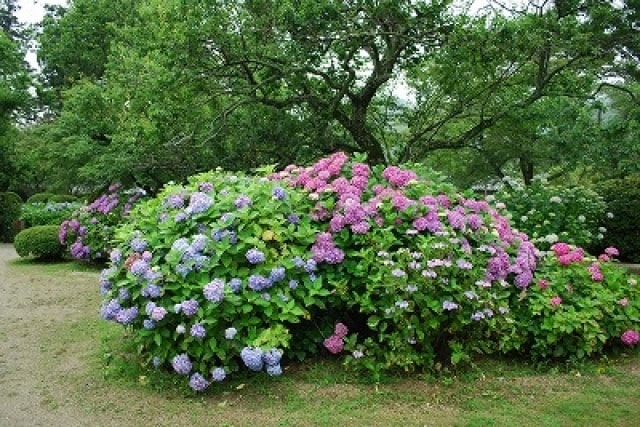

left=16, top=0, right=68, bottom=70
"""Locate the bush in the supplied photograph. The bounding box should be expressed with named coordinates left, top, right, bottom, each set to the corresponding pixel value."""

left=97, top=153, right=640, bottom=393
left=0, top=191, right=23, bottom=242
left=59, top=184, right=146, bottom=262
left=495, top=178, right=606, bottom=251
left=590, top=174, right=640, bottom=263
left=26, top=192, right=56, bottom=204
left=14, top=225, right=64, bottom=259
left=50, top=194, right=79, bottom=203
left=20, top=201, right=84, bottom=227
left=511, top=244, right=640, bottom=360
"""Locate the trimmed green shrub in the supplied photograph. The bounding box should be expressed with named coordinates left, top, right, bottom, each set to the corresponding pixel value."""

left=14, top=225, right=64, bottom=259
left=495, top=178, right=606, bottom=251
left=26, top=192, right=55, bottom=204
left=20, top=201, right=84, bottom=227
left=0, top=191, right=23, bottom=242
left=50, top=194, right=79, bottom=203
left=591, top=174, right=640, bottom=263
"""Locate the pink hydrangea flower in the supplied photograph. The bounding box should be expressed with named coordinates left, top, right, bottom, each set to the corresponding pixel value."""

left=537, top=279, right=549, bottom=290
left=621, top=329, right=640, bottom=346
left=550, top=296, right=563, bottom=306
left=323, top=335, right=345, bottom=354
left=618, top=298, right=629, bottom=307
left=604, top=247, right=620, bottom=257
left=334, top=323, right=349, bottom=337
left=551, top=242, right=571, bottom=257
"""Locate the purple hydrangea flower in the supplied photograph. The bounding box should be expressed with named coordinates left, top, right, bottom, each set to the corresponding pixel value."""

left=172, top=353, right=192, bottom=375
left=165, top=194, right=185, bottom=209
left=150, top=306, right=168, bottom=321
left=109, top=248, right=122, bottom=263
left=288, top=280, right=298, bottom=290
left=118, top=288, right=130, bottom=301
left=203, top=279, right=225, bottom=303
left=287, top=214, right=300, bottom=224
left=240, top=347, right=264, bottom=371
left=141, top=284, right=162, bottom=299
left=188, top=372, right=209, bottom=392
left=234, top=194, right=252, bottom=209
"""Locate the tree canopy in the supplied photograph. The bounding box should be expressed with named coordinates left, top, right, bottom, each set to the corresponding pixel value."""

left=4, top=0, right=638, bottom=194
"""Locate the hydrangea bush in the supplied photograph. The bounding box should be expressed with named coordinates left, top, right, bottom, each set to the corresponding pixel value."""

left=99, top=153, right=640, bottom=391
left=495, top=178, right=607, bottom=250
left=59, top=184, right=146, bottom=261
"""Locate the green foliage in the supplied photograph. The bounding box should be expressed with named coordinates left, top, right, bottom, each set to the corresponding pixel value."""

left=20, top=201, right=84, bottom=227
left=13, top=225, right=64, bottom=259
left=495, top=178, right=607, bottom=251
left=591, top=174, right=640, bottom=263
left=511, top=245, right=640, bottom=361
left=0, top=191, right=22, bottom=242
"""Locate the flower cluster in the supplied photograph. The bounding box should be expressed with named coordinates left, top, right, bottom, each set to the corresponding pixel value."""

left=323, top=323, right=349, bottom=354
left=59, top=185, right=146, bottom=261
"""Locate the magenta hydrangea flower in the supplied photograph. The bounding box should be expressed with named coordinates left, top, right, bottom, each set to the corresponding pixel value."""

left=334, top=323, right=348, bottom=338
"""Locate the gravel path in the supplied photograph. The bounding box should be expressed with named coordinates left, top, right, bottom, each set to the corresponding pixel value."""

left=0, top=244, right=99, bottom=427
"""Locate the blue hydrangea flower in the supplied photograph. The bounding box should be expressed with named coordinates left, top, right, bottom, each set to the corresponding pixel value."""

left=101, top=299, right=121, bottom=320
left=191, top=234, right=208, bottom=252
left=287, top=214, right=300, bottom=224
left=115, top=306, right=138, bottom=325
left=181, top=299, right=199, bottom=316
left=211, top=367, right=226, bottom=382
left=130, top=237, right=148, bottom=253
left=304, top=259, right=317, bottom=273
left=225, top=327, right=237, bottom=339
left=240, top=347, right=264, bottom=371
left=248, top=275, right=272, bottom=291
left=187, top=192, right=213, bottom=214
left=190, top=323, right=206, bottom=338
left=262, top=348, right=282, bottom=366
left=130, top=259, right=149, bottom=276
left=229, top=278, right=242, bottom=293
left=188, top=372, right=209, bottom=392
left=442, top=300, right=459, bottom=311
left=152, top=356, right=162, bottom=368
left=172, top=353, right=192, bottom=375
left=145, top=301, right=157, bottom=315
left=143, top=319, right=156, bottom=329
left=99, top=278, right=112, bottom=295
left=109, top=248, right=122, bottom=263
left=272, top=187, right=287, bottom=200
left=269, top=266, right=286, bottom=283
left=246, top=248, right=266, bottom=264
left=293, top=256, right=305, bottom=268
left=141, top=284, right=161, bottom=299
left=175, top=264, right=192, bottom=277
left=118, top=288, right=131, bottom=301
left=266, top=364, right=283, bottom=376
left=171, top=237, right=190, bottom=254
left=289, top=280, right=298, bottom=290
left=203, top=279, right=225, bottom=303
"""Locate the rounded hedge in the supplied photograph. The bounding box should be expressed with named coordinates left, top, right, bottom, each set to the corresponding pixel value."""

left=26, top=192, right=56, bottom=204
left=591, top=174, right=640, bottom=263
left=0, top=191, right=23, bottom=243
left=14, top=225, right=65, bottom=259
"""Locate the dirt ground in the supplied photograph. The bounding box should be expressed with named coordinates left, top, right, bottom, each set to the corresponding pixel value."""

left=0, top=244, right=103, bottom=426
